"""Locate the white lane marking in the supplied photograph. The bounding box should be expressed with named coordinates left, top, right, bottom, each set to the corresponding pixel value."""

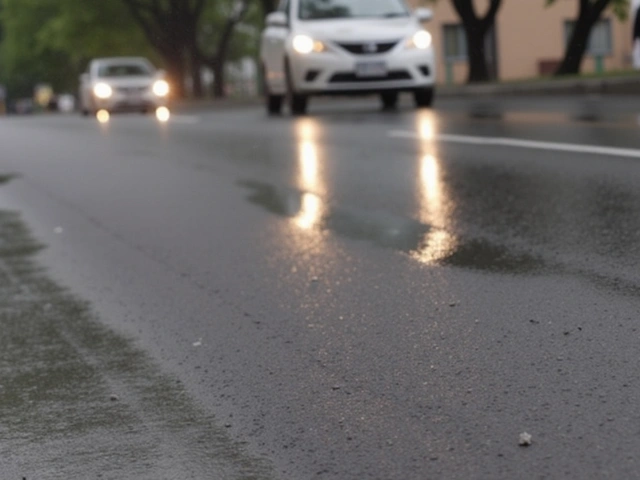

left=388, top=130, right=640, bottom=159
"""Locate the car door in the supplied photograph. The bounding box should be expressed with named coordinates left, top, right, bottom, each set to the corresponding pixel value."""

left=261, top=0, right=291, bottom=94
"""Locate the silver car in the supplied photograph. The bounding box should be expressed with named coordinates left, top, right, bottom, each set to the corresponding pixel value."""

left=78, top=57, right=170, bottom=116
left=260, top=0, right=436, bottom=115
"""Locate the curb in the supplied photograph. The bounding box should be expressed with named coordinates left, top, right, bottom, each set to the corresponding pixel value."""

left=168, top=75, right=640, bottom=113
left=437, top=75, right=640, bottom=97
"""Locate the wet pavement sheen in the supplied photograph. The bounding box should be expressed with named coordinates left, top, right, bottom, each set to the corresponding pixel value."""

left=0, top=177, right=274, bottom=479
left=3, top=96, right=640, bottom=479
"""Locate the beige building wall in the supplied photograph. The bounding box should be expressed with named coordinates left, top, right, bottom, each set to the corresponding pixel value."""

left=409, top=0, right=633, bottom=84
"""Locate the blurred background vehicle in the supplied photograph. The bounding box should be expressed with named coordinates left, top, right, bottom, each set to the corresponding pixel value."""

left=78, top=57, right=170, bottom=116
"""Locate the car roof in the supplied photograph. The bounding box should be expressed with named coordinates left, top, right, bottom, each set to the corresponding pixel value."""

left=91, top=57, right=153, bottom=65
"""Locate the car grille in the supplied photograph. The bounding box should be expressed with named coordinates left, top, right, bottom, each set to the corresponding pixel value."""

left=336, top=40, right=399, bottom=55
left=329, top=70, right=412, bottom=83
left=116, top=86, right=148, bottom=94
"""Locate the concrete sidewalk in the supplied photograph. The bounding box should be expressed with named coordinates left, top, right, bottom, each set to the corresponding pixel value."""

left=437, top=74, right=640, bottom=97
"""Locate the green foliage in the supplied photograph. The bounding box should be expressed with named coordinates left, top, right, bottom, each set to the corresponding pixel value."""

left=545, top=0, right=629, bottom=20
left=0, top=0, right=261, bottom=100
left=39, top=0, right=156, bottom=68
left=199, top=0, right=261, bottom=61
left=609, top=0, right=630, bottom=20
left=0, top=0, right=155, bottom=97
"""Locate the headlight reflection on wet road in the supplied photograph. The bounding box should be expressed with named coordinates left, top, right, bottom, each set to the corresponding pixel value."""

left=413, top=110, right=457, bottom=264
left=96, top=109, right=110, bottom=124
left=293, top=118, right=326, bottom=231
left=156, top=106, right=171, bottom=123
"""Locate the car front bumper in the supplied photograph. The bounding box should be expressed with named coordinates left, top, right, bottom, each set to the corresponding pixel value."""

left=287, top=47, right=435, bottom=95
left=93, top=90, right=167, bottom=112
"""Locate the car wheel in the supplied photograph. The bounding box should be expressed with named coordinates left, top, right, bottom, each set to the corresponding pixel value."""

left=78, top=96, right=90, bottom=116
left=414, top=87, right=434, bottom=108
left=267, top=95, right=283, bottom=115
left=262, top=64, right=283, bottom=115
left=285, top=60, right=308, bottom=116
left=380, top=91, right=398, bottom=110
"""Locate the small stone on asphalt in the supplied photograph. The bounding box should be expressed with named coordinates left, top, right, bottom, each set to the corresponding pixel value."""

left=519, top=432, right=532, bottom=446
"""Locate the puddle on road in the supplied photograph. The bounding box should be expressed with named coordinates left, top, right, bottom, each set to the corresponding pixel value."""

left=438, top=238, right=541, bottom=273
left=239, top=180, right=544, bottom=275
left=0, top=173, right=19, bottom=185
left=0, top=179, right=274, bottom=479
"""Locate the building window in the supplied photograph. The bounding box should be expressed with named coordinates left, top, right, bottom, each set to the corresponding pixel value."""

left=564, top=19, right=612, bottom=56
left=443, top=24, right=467, bottom=61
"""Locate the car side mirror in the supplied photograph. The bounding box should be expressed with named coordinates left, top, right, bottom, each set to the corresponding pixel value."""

left=414, top=8, right=433, bottom=22
left=266, top=11, right=288, bottom=28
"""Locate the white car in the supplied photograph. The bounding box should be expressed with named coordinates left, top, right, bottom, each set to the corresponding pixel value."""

left=78, top=57, right=170, bottom=116
left=260, top=0, right=435, bottom=115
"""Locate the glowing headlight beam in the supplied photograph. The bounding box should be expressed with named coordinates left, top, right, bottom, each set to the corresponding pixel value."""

left=93, top=83, right=113, bottom=99
left=152, top=80, right=170, bottom=97
left=292, top=34, right=325, bottom=54
left=406, top=30, right=432, bottom=50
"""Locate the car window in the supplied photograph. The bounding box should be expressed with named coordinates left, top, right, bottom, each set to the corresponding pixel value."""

left=97, top=63, right=153, bottom=78
left=298, top=0, right=409, bottom=20
left=277, top=0, right=290, bottom=15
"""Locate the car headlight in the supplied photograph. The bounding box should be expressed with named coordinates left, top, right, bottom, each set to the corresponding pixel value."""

left=152, top=79, right=170, bottom=97
left=406, top=30, right=432, bottom=50
left=93, top=83, right=113, bottom=99
left=292, top=34, right=326, bottom=54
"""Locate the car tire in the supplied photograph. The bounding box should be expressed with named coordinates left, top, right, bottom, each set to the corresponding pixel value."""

left=79, top=97, right=90, bottom=116
left=380, top=91, right=398, bottom=110
left=285, top=60, right=308, bottom=116
left=262, top=64, right=283, bottom=115
left=414, top=87, right=434, bottom=108
left=267, top=94, right=283, bottom=115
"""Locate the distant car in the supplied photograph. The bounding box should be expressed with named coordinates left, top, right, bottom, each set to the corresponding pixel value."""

left=78, top=57, right=170, bottom=116
left=260, top=0, right=436, bottom=115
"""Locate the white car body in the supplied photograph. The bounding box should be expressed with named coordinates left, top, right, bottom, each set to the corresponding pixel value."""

left=260, top=0, right=436, bottom=115
left=78, top=57, right=169, bottom=115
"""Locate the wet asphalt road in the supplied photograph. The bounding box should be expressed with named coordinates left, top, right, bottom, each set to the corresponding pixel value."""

left=2, top=94, right=640, bottom=479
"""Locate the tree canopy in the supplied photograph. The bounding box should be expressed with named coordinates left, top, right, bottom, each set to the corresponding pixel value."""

left=0, top=0, right=262, bottom=99
left=0, top=0, right=154, bottom=96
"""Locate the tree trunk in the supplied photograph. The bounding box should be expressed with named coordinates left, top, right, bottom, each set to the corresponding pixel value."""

left=163, top=51, right=186, bottom=99
left=190, top=47, right=204, bottom=98
left=555, top=18, right=593, bottom=75
left=119, top=0, right=205, bottom=99
left=554, top=0, right=610, bottom=76
left=208, top=3, right=248, bottom=98
left=465, top=26, right=491, bottom=82
left=451, top=0, right=502, bottom=84
left=213, top=57, right=225, bottom=98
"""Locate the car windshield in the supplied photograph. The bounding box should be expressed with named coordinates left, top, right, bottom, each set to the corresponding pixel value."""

left=298, top=0, right=409, bottom=20
left=97, top=63, right=153, bottom=78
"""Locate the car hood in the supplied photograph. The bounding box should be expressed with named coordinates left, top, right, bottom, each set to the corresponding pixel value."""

left=296, top=17, right=419, bottom=43
left=93, top=76, right=156, bottom=87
